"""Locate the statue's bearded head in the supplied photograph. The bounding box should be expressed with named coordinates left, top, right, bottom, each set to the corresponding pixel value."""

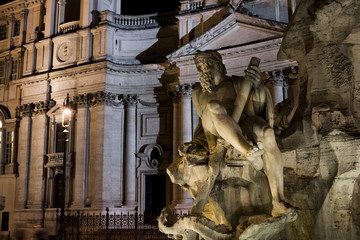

left=194, top=50, right=226, bottom=93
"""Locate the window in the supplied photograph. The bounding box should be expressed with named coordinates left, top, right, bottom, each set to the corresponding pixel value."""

left=56, top=124, right=65, bottom=153
left=0, top=61, right=4, bottom=84
left=64, top=0, right=80, bottom=23
left=0, top=25, right=7, bottom=40
left=13, top=20, right=20, bottom=37
left=11, top=60, right=17, bottom=81
left=5, top=131, right=13, bottom=165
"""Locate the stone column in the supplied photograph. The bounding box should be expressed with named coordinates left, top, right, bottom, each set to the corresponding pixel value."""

left=122, top=95, right=138, bottom=210
left=92, top=93, right=106, bottom=207
left=47, top=168, right=54, bottom=207
left=73, top=94, right=91, bottom=207
left=44, top=0, right=57, bottom=37
left=23, top=104, right=32, bottom=208
left=57, top=0, right=66, bottom=28
left=173, top=84, right=194, bottom=212
left=272, top=70, right=285, bottom=105
left=275, top=0, right=280, bottom=21
left=29, top=109, right=47, bottom=208
left=82, top=96, right=90, bottom=206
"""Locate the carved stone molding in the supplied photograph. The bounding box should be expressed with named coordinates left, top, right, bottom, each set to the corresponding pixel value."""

left=17, top=99, right=56, bottom=117
left=73, top=91, right=138, bottom=108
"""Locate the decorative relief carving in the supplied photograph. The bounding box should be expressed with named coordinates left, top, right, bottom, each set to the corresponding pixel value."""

left=56, top=41, right=73, bottom=62
left=17, top=99, right=56, bottom=117
left=73, top=91, right=138, bottom=108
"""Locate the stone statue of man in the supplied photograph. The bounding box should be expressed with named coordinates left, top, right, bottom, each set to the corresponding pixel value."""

left=192, top=50, right=290, bottom=216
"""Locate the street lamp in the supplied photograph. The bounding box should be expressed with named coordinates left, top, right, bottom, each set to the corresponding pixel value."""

left=59, top=93, right=73, bottom=240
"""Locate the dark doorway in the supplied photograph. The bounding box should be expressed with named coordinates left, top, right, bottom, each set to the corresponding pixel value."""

left=144, top=174, right=166, bottom=223
left=1, top=212, right=9, bottom=231
left=53, top=174, right=63, bottom=208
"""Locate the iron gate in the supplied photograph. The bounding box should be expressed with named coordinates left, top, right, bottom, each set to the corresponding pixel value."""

left=56, top=207, right=181, bottom=240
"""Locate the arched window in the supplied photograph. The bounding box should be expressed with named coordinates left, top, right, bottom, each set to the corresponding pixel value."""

left=0, top=106, right=16, bottom=174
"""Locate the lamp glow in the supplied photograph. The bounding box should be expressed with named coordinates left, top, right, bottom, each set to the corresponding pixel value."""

left=62, top=108, right=72, bottom=128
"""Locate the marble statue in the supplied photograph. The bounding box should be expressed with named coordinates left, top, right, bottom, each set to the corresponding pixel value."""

left=159, top=51, right=296, bottom=239
left=191, top=50, right=290, bottom=217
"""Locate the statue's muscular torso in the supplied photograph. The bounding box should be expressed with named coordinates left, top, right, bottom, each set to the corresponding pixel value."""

left=193, top=76, right=269, bottom=138
left=193, top=78, right=237, bottom=137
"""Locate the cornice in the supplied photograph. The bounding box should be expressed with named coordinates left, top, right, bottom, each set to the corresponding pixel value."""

left=173, top=39, right=283, bottom=66
left=17, top=99, right=56, bottom=117
left=106, top=61, right=165, bottom=75
left=0, top=0, right=43, bottom=17
left=13, top=62, right=108, bottom=86
left=168, top=13, right=286, bottom=60
left=168, top=17, right=237, bottom=59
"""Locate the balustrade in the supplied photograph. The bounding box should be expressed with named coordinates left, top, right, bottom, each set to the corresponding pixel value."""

left=181, top=1, right=203, bottom=11
left=100, top=11, right=176, bottom=29
left=59, top=21, right=80, bottom=33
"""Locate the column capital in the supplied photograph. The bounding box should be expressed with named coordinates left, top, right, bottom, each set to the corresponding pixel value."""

left=176, top=83, right=193, bottom=98
left=124, top=94, right=138, bottom=107
left=272, top=70, right=285, bottom=86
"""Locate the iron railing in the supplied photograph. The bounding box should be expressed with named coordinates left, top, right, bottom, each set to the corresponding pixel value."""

left=56, top=207, right=188, bottom=240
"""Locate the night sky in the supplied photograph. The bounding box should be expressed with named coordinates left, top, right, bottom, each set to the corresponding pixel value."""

left=122, top=0, right=180, bottom=15
left=1, top=0, right=180, bottom=15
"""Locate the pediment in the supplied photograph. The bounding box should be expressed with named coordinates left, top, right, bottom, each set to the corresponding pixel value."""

left=168, top=12, right=286, bottom=59
left=47, top=104, right=64, bottom=119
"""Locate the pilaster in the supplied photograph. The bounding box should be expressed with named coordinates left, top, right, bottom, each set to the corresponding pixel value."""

left=102, top=93, right=125, bottom=208
left=122, top=94, right=138, bottom=210
left=88, top=92, right=105, bottom=208
left=171, top=84, right=194, bottom=212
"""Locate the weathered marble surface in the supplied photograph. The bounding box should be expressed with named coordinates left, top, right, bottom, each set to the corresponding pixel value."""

left=276, top=1, right=360, bottom=239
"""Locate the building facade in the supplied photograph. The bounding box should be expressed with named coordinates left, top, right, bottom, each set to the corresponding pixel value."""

left=0, top=0, right=297, bottom=237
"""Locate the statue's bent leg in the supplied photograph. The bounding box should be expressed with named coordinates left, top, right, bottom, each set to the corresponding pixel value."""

left=204, top=100, right=251, bottom=155
left=241, top=117, right=290, bottom=216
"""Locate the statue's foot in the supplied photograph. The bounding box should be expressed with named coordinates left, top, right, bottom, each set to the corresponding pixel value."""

left=271, top=200, right=295, bottom=217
